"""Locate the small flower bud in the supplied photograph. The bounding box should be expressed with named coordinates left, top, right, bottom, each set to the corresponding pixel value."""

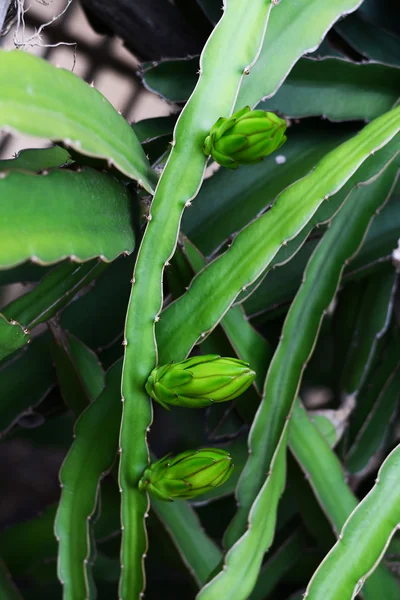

left=145, top=354, right=256, bottom=409
left=203, top=106, right=287, bottom=169
left=138, top=448, right=234, bottom=501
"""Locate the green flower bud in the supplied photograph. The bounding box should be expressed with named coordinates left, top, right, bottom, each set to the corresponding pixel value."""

left=203, top=105, right=287, bottom=169
left=138, top=448, right=234, bottom=501
left=145, top=354, right=256, bottom=409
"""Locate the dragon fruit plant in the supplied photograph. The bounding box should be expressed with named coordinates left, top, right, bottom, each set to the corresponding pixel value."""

left=0, top=1, right=399, bottom=599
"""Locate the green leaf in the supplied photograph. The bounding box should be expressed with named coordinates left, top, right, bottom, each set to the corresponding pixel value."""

left=335, top=12, right=400, bottom=65
left=50, top=325, right=105, bottom=417
left=132, top=116, right=177, bottom=164
left=195, top=150, right=399, bottom=600
left=242, top=238, right=319, bottom=319
left=157, top=108, right=400, bottom=365
left=176, top=236, right=272, bottom=396
left=118, top=2, right=278, bottom=597
left=0, top=50, right=156, bottom=192
left=140, top=57, right=198, bottom=103
left=359, top=0, right=400, bottom=38
left=237, top=139, right=400, bottom=310
left=0, top=560, right=22, bottom=600
left=235, top=0, right=366, bottom=109
left=1, top=260, right=107, bottom=361
left=0, top=146, right=72, bottom=172
left=196, top=0, right=222, bottom=24
left=151, top=498, right=222, bottom=587
left=347, top=193, right=400, bottom=276
left=0, top=504, right=57, bottom=576
left=0, top=313, right=29, bottom=362
left=249, top=529, right=308, bottom=600
left=184, top=124, right=350, bottom=256
left=259, top=57, right=400, bottom=121
left=0, top=481, right=120, bottom=580
left=229, top=156, right=399, bottom=546
left=141, top=0, right=371, bottom=112
left=0, top=334, right=54, bottom=435
left=131, top=116, right=177, bottom=144
left=0, top=168, right=135, bottom=269
left=61, top=254, right=136, bottom=351
left=244, top=192, right=400, bottom=319
left=346, top=362, right=400, bottom=474
left=348, top=334, right=400, bottom=447
left=55, top=361, right=122, bottom=600
left=0, top=262, right=52, bottom=285
left=290, top=401, right=400, bottom=600
left=339, top=268, right=397, bottom=396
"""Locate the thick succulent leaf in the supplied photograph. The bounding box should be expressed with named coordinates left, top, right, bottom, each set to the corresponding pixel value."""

left=184, top=124, right=350, bottom=256
left=290, top=401, right=399, bottom=600
left=132, top=116, right=177, bottom=164
left=0, top=50, right=156, bottom=192
left=157, top=108, right=400, bottom=364
left=245, top=193, right=400, bottom=318
left=0, top=260, right=107, bottom=361
left=0, top=334, right=54, bottom=435
left=0, top=262, right=52, bottom=286
left=140, top=57, right=198, bottom=103
left=151, top=498, right=222, bottom=587
left=167, top=244, right=261, bottom=424
left=249, top=529, right=308, bottom=600
left=346, top=362, right=400, bottom=474
left=118, top=2, right=277, bottom=597
left=348, top=193, right=400, bottom=274
left=197, top=429, right=289, bottom=600
left=348, top=334, right=400, bottom=448
left=358, top=0, right=400, bottom=38
left=310, top=398, right=356, bottom=449
left=290, top=401, right=359, bottom=533
left=235, top=0, right=365, bottom=109
left=339, top=268, right=397, bottom=396
left=236, top=137, right=400, bottom=308
left=50, top=326, right=105, bottom=417
left=142, top=0, right=368, bottom=111
left=242, top=238, right=319, bottom=318
left=0, top=481, right=119, bottom=580
left=195, top=154, right=399, bottom=600
left=131, top=116, right=177, bottom=144
left=0, top=168, right=135, bottom=269
left=236, top=136, right=400, bottom=310
left=0, top=504, right=57, bottom=576
left=335, top=12, right=400, bottom=65
left=0, top=561, right=22, bottom=600
left=55, top=362, right=122, bottom=600
left=259, top=58, right=400, bottom=121
left=178, top=236, right=272, bottom=395
left=61, top=254, right=135, bottom=351
left=227, top=157, right=399, bottom=545
left=0, top=314, right=29, bottom=362
left=196, top=0, right=222, bottom=24
left=0, top=146, right=72, bottom=172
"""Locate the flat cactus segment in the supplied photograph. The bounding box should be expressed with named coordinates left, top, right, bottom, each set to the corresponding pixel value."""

left=295, top=403, right=400, bottom=600
left=0, top=314, right=29, bottom=362
left=259, top=57, right=400, bottom=122
left=0, top=168, right=135, bottom=268
left=0, top=146, right=72, bottom=172
left=118, top=0, right=278, bottom=597
left=194, top=143, right=399, bottom=600
left=0, top=50, right=156, bottom=193
left=157, top=108, right=400, bottom=365
left=55, top=362, right=122, bottom=600
left=236, top=0, right=365, bottom=109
